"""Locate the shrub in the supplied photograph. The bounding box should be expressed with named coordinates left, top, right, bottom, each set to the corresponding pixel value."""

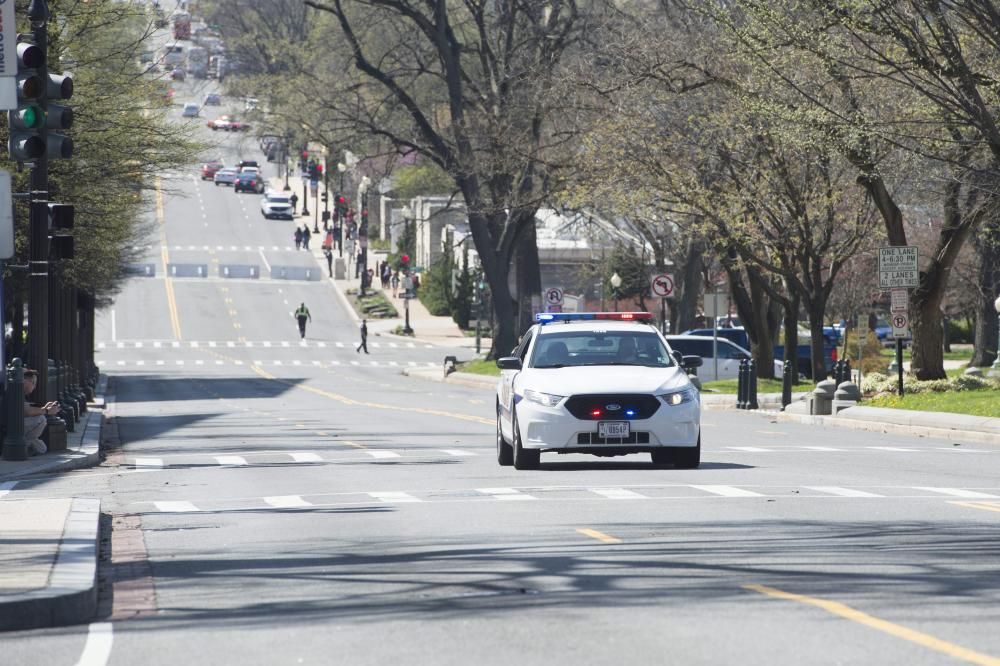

left=946, top=318, right=973, bottom=344
left=953, top=374, right=990, bottom=391
left=844, top=329, right=886, bottom=374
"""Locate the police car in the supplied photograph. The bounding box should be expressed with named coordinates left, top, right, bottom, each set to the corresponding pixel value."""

left=496, top=312, right=703, bottom=470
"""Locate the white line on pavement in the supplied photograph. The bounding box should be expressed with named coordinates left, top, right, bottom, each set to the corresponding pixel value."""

left=868, top=446, right=920, bottom=452
left=290, top=452, right=323, bottom=463
left=690, top=485, right=765, bottom=498
left=215, top=456, right=248, bottom=466
left=591, top=488, right=645, bottom=500
left=441, top=449, right=476, bottom=456
left=368, top=491, right=421, bottom=503
left=258, top=249, right=272, bottom=272
left=74, top=622, right=113, bottom=666
left=727, top=447, right=773, bottom=452
left=366, top=451, right=400, bottom=459
left=134, top=458, right=164, bottom=469
left=264, top=495, right=312, bottom=508
left=476, top=487, right=537, bottom=500
left=804, top=486, right=884, bottom=498
left=154, top=501, right=199, bottom=513
left=914, top=487, right=1000, bottom=498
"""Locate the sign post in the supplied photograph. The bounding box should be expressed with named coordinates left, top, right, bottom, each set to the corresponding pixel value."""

left=650, top=274, right=675, bottom=335
left=880, top=248, right=918, bottom=396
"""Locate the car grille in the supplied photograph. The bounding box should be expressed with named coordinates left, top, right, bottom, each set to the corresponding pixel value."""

left=577, top=431, right=650, bottom=445
left=564, top=394, right=661, bottom=420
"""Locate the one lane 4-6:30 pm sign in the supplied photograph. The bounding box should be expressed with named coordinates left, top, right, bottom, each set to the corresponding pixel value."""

left=878, top=246, right=919, bottom=289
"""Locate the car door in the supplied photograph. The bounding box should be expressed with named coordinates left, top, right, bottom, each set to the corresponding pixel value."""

left=715, top=340, right=748, bottom=381
left=499, top=329, right=534, bottom=439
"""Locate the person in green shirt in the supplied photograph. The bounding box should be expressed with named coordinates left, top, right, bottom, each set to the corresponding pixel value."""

left=294, top=303, right=312, bottom=339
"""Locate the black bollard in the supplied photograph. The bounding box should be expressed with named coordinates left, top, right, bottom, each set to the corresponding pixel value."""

left=843, top=358, right=852, bottom=384
left=781, top=359, right=793, bottom=410
left=2, top=359, right=28, bottom=461
left=748, top=359, right=759, bottom=410
left=736, top=358, right=748, bottom=409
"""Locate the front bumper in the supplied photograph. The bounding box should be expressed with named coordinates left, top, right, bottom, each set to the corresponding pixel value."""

left=514, top=396, right=700, bottom=453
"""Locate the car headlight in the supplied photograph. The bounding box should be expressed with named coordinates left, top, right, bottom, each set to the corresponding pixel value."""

left=659, top=387, right=698, bottom=406
left=523, top=389, right=565, bottom=407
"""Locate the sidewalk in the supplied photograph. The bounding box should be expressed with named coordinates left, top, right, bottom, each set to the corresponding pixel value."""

left=0, top=377, right=108, bottom=631
left=271, top=175, right=487, bottom=352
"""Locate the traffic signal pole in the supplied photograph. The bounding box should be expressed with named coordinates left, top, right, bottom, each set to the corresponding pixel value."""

left=27, top=4, right=50, bottom=397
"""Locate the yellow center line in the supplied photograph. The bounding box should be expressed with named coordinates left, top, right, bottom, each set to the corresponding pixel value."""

left=576, top=528, right=622, bottom=544
left=950, top=501, right=1000, bottom=514
left=250, top=365, right=494, bottom=425
left=156, top=177, right=182, bottom=340
left=744, top=584, right=1000, bottom=666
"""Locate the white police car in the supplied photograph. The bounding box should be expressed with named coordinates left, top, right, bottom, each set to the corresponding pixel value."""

left=496, top=312, right=703, bottom=469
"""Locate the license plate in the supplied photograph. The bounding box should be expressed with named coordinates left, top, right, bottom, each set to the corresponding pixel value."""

left=598, top=421, right=630, bottom=438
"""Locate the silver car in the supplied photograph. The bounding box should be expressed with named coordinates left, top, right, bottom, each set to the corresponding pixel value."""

left=213, top=168, right=238, bottom=186
left=260, top=192, right=293, bottom=219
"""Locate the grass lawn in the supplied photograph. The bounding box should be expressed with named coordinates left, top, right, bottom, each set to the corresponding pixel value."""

left=700, top=377, right=807, bottom=394
left=865, top=390, right=1000, bottom=418
left=459, top=358, right=500, bottom=376
left=878, top=347, right=973, bottom=362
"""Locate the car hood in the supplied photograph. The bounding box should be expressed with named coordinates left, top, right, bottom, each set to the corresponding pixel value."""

left=519, top=365, right=693, bottom=395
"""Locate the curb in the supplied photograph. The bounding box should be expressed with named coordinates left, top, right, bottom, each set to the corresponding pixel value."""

left=402, top=367, right=497, bottom=389
left=0, top=497, right=102, bottom=631
left=775, top=411, right=1000, bottom=445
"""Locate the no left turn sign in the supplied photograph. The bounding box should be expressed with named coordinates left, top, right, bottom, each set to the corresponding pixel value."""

left=650, top=273, right=675, bottom=298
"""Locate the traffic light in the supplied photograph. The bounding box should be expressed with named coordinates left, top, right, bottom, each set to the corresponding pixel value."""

left=48, top=203, right=74, bottom=259
left=309, top=162, right=319, bottom=180
left=321, top=192, right=328, bottom=203
left=6, top=37, right=75, bottom=161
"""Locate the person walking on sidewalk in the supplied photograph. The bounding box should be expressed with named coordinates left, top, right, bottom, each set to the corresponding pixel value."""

left=290, top=192, right=299, bottom=214
left=391, top=271, right=400, bottom=298
left=22, top=369, right=59, bottom=456
left=294, top=226, right=303, bottom=250
left=294, top=302, right=312, bottom=339
left=302, top=226, right=312, bottom=250
left=323, top=247, right=333, bottom=277
left=356, top=319, right=369, bottom=354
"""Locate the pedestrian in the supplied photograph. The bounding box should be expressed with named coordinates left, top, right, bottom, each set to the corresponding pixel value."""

left=356, top=318, right=369, bottom=354
left=390, top=271, right=400, bottom=298
left=22, top=369, right=59, bottom=456
left=302, top=226, right=311, bottom=250
left=290, top=192, right=299, bottom=214
left=367, top=267, right=375, bottom=289
left=324, top=247, right=333, bottom=278
left=294, top=302, right=312, bottom=339
left=323, top=229, right=333, bottom=251
left=355, top=250, right=363, bottom=279
left=293, top=226, right=302, bottom=250
left=412, top=273, right=420, bottom=291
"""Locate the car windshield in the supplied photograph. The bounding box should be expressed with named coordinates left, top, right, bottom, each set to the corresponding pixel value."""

left=529, top=330, right=674, bottom=369
left=267, top=195, right=290, bottom=203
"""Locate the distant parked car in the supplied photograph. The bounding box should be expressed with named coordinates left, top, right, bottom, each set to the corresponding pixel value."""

left=201, top=160, right=224, bottom=180
left=181, top=102, right=200, bottom=117
left=234, top=171, right=264, bottom=193
left=213, top=168, right=238, bottom=186
left=203, top=92, right=221, bottom=105
left=665, top=335, right=783, bottom=382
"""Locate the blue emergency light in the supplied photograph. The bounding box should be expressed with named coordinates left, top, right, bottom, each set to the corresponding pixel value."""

left=535, top=312, right=654, bottom=324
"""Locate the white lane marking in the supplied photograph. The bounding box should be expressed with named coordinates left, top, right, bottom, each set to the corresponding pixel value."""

left=98, top=342, right=106, bottom=349
left=592, top=488, right=645, bottom=500
left=0, top=481, right=19, bottom=498
left=273, top=360, right=283, bottom=366
left=209, top=341, right=217, bottom=348
left=312, top=360, right=321, bottom=366
left=195, top=360, right=204, bottom=366
left=441, top=449, right=476, bottom=456
left=281, top=341, right=290, bottom=347
left=407, top=361, right=417, bottom=367
left=153, top=341, right=162, bottom=348
left=477, top=487, right=537, bottom=500
left=350, top=361, right=360, bottom=366
left=74, top=622, right=113, bottom=666
left=389, top=361, right=399, bottom=366
left=389, top=343, right=398, bottom=348
left=690, top=485, right=765, bottom=498
left=116, top=361, right=125, bottom=366
left=801, top=446, right=842, bottom=451
left=366, top=451, right=400, bottom=459
left=805, top=486, right=884, bottom=498
left=868, top=446, right=919, bottom=452
left=292, top=360, right=301, bottom=366
left=134, top=458, right=164, bottom=469
left=116, top=342, right=124, bottom=349
left=190, top=341, right=199, bottom=348
left=135, top=360, right=145, bottom=366
left=915, top=487, right=1000, bottom=498
left=227, top=341, right=235, bottom=348
left=370, top=342, right=380, bottom=348
left=368, top=491, right=421, bottom=503
left=264, top=495, right=312, bottom=509
left=935, top=447, right=987, bottom=453
left=215, top=456, right=248, bottom=466
left=335, top=342, right=344, bottom=348
left=263, top=341, right=272, bottom=348
left=406, top=343, right=415, bottom=348
left=110, top=310, right=117, bottom=342
left=258, top=249, right=272, bottom=272
left=424, top=345, right=434, bottom=349
left=175, top=360, right=184, bottom=365
left=245, top=341, right=254, bottom=348
left=317, top=342, right=326, bottom=348
left=728, top=447, right=773, bottom=452
left=215, top=360, right=224, bottom=366
left=171, top=341, right=180, bottom=348
left=290, top=452, right=323, bottom=463
left=154, top=501, right=198, bottom=512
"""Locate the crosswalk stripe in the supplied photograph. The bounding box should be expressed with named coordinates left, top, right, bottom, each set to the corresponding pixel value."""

left=134, top=458, right=164, bottom=469
left=367, top=451, right=400, bottom=459
left=477, top=487, right=537, bottom=500
left=801, top=446, right=842, bottom=451
left=215, top=456, right=248, bottom=466
left=281, top=341, right=290, bottom=347
left=154, top=501, right=198, bottom=513
left=264, top=495, right=311, bottom=508
left=691, top=485, right=765, bottom=498
left=868, top=446, right=919, bottom=452
left=290, top=452, right=323, bottom=463
left=317, top=342, right=326, bottom=348
left=592, top=488, right=645, bottom=500
left=190, top=341, right=199, bottom=348
left=335, top=342, right=344, bottom=348
left=227, top=341, right=235, bottom=347
left=98, top=342, right=106, bottom=349
left=805, top=486, right=884, bottom=498
left=368, top=491, right=421, bottom=503
left=915, top=487, right=1000, bottom=498
left=440, top=449, right=476, bottom=457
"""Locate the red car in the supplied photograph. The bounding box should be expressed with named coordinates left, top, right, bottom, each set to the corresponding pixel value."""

left=201, top=161, right=224, bottom=180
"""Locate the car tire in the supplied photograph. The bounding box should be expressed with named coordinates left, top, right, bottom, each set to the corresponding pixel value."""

left=654, top=435, right=701, bottom=468
left=497, top=404, right=513, bottom=466
left=511, top=409, right=539, bottom=470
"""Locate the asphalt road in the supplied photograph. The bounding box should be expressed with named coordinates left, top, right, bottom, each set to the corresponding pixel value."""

left=5, top=85, right=1000, bottom=666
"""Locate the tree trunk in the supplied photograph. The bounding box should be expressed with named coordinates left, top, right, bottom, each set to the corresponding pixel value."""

left=676, top=235, right=705, bottom=332
left=970, top=218, right=1000, bottom=367
left=514, top=220, right=541, bottom=336
left=807, top=302, right=828, bottom=381
left=784, top=293, right=800, bottom=382
left=725, top=262, right=778, bottom=379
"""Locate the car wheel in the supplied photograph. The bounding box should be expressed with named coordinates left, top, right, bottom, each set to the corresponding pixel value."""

left=497, top=404, right=513, bottom=466
left=511, top=409, right=539, bottom=470
left=654, top=435, right=701, bottom=469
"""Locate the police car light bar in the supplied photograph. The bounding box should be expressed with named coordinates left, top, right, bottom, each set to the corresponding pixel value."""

left=535, top=312, right=654, bottom=324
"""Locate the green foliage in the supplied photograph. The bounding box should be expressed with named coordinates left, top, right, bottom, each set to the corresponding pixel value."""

left=392, top=163, right=454, bottom=200
left=453, top=247, right=473, bottom=329
left=347, top=289, right=398, bottom=319
left=605, top=244, right=648, bottom=304
left=946, top=318, right=973, bottom=344
left=866, top=390, right=1000, bottom=418
left=419, top=254, right=455, bottom=317
left=844, top=330, right=886, bottom=374
left=458, top=358, right=501, bottom=377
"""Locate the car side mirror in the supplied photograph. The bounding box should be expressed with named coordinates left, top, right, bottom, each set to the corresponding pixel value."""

left=682, top=355, right=703, bottom=369
left=496, top=357, right=522, bottom=371
left=671, top=350, right=683, bottom=365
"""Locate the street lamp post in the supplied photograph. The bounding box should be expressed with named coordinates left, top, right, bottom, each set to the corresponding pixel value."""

left=336, top=162, right=347, bottom=257
left=358, top=176, right=371, bottom=296
left=991, top=294, right=1000, bottom=377
left=282, top=134, right=291, bottom=191
left=610, top=272, right=622, bottom=312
